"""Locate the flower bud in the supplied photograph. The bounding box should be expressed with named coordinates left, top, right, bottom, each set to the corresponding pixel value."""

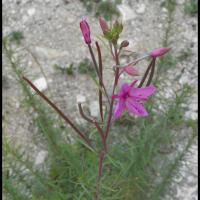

left=120, top=40, right=129, bottom=48
left=123, top=65, right=139, bottom=76
left=99, top=17, right=109, bottom=34
left=80, top=19, right=91, bottom=44
left=150, top=47, right=170, bottom=57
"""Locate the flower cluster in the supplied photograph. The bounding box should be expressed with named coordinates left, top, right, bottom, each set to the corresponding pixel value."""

left=80, top=17, right=170, bottom=119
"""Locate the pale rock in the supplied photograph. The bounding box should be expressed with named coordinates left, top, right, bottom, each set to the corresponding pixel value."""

left=33, top=77, right=47, bottom=92
left=76, top=94, right=86, bottom=103
left=136, top=4, right=146, bottom=14
left=22, top=15, right=29, bottom=23
left=89, top=101, right=99, bottom=117
left=27, top=8, right=36, bottom=16
left=35, top=150, right=48, bottom=165
left=184, top=111, right=198, bottom=120
left=179, top=75, right=189, bottom=84
left=162, top=7, right=168, bottom=13
left=117, top=4, right=136, bottom=21
left=35, top=46, right=68, bottom=59
left=176, top=0, right=185, bottom=4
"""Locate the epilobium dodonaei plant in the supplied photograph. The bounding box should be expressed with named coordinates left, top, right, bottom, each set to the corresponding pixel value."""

left=23, top=17, right=170, bottom=200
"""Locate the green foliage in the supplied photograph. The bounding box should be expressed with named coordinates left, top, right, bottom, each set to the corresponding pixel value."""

left=8, top=31, right=24, bottom=45
left=80, top=0, right=121, bottom=20
left=160, top=0, right=177, bottom=12
left=104, top=20, right=123, bottom=44
left=78, top=58, right=96, bottom=77
left=95, top=1, right=121, bottom=21
left=157, top=53, right=177, bottom=72
left=184, top=0, right=198, bottom=15
left=54, top=63, right=74, bottom=76
left=177, top=48, right=193, bottom=61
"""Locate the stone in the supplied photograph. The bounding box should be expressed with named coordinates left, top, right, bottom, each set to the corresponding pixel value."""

left=136, top=4, right=146, bottom=14
left=89, top=101, right=99, bottom=117
left=184, top=111, right=197, bottom=120
left=34, top=150, right=48, bottom=165
left=162, top=7, right=168, bottom=13
left=22, top=15, right=29, bottom=23
left=27, top=8, right=36, bottom=16
left=176, top=0, right=185, bottom=5
left=117, top=4, right=136, bottom=21
left=76, top=94, right=86, bottom=103
left=33, top=77, right=47, bottom=92
left=34, top=46, right=68, bottom=59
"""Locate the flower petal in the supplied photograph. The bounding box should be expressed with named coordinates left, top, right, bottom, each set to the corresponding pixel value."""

left=118, top=83, right=130, bottom=97
left=126, top=98, right=148, bottom=117
left=129, top=85, right=156, bottom=99
left=114, top=100, right=126, bottom=118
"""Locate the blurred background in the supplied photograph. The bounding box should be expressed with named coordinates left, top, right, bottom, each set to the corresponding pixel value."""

left=2, top=0, right=198, bottom=200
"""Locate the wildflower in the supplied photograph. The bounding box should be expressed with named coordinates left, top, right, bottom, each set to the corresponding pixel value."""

left=80, top=18, right=91, bottom=44
left=113, top=80, right=156, bottom=118
left=99, top=17, right=109, bottom=34
left=123, top=64, right=139, bottom=76
left=150, top=47, right=170, bottom=58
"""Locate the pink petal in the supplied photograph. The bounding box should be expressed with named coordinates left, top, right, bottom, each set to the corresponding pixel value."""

left=99, top=17, right=109, bottom=33
left=114, top=100, right=126, bottom=118
left=150, top=47, right=170, bottom=57
left=126, top=98, right=148, bottom=117
left=124, top=65, right=139, bottom=76
left=80, top=19, right=91, bottom=44
left=130, top=80, right=138, bottom=88
left=129, top=85, right=156, bottom=99
left=118, top=83, right=130, bottom=96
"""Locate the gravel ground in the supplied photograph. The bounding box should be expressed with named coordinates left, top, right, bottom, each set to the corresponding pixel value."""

left=2, top=0, right=198, bottom=199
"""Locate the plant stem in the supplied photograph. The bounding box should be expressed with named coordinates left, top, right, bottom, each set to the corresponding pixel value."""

left=88, top=43, right=111, bottom=105
left=105, top=44, right=120, bottom=140
left=94, top=44, right=120, bottom=200
left=94, top=151, right=105, bottom=200
left=95, top=42, right=104, bottom=122
left=146, top=58, right=156, bottom=86
left=138, top=58, right=155, bottom=88
left=22, top=76, right=93, bottom=148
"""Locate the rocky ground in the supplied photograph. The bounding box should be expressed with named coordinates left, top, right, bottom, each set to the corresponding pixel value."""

left=2, top=0, right=198, bottom=199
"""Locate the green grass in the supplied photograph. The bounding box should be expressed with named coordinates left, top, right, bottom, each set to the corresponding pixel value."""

left=80, top=0, right=121, bottom=20
left=8, top=31, right=24, bottom=45
left=184, top=0, right=198, bottom=15
left=77, top=58, right=96, bottom=77
left=54, top=63, right=74, bottom=76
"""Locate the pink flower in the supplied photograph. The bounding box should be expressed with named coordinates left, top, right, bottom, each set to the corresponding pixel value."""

left=150, top=47, right=170, bottom=57
left=80, top=19, right=91, bottom=44
left=99, top=17, right=109, bottom=34
left=123, top=65, right=139, bottom=76
left=113, top=80, right=156, bottom=118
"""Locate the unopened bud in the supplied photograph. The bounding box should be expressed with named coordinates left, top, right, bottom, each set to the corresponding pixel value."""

left=99, top=17, right=109, bottom=34
left=120, top=40, right=129, bottom=48
left=80, top=18, right=91, bottom=44
left=150, top=47, right=171, bottom=57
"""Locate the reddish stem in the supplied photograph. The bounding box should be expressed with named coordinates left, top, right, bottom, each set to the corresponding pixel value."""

left=88, top=43, right=111, bottom=105
left=22, top=76, right=92, bottom=148
left=104, top=44, right=120, bottom=140
left=95, top=42, right=104, bottom=122
left=138, top=58, right=155, bottom=88
left=95, top=151, right=105, bottom=200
